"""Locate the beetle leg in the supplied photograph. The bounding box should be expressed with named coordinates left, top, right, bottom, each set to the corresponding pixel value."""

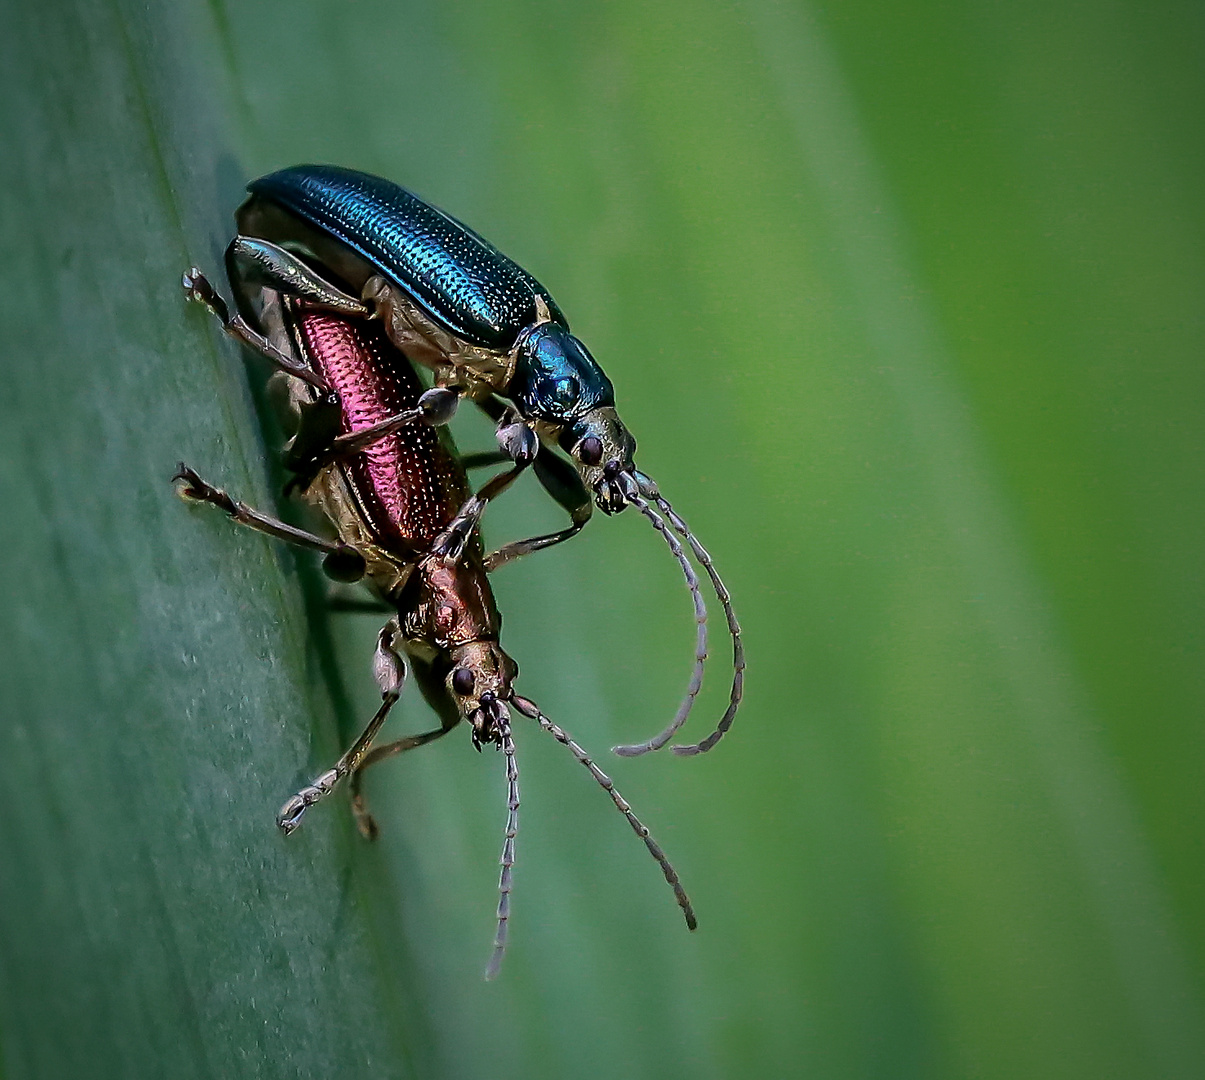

left=282, top=387, right=460, bottom=497
left=280, top=391, right=344, bottom=494
left=349, top=723, right=456, bottom=839
left=172, top=463, right=366, bottom=582
left=431, top=468, right=524, bottom=564
left=483, top=447, right=594, bottom=572
left=459, top=449, right=511, bottom=470
left=277, top=620, right=406, bottom=834
left=328, top=388, right=459, bottom=456
left=462, top=394, right=597, bottom=566
left=430, top=415, right=538, bottom=563
left=181, top=268, right=329, bottom=391
left=226, top=236, right=367, bottom=316
left=348, top=645, right=462, bottom=840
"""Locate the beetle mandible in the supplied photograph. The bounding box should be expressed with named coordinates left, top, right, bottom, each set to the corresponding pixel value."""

left=173, top=295, right=695, bottom=977
left=187, top=165, right=743, bottom=757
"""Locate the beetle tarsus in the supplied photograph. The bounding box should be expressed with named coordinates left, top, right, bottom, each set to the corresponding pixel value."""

left=276, top=768, right=339, bottom=834
left=433, top=449, right=532, bottom=566
left=349, top=725, right=455, bottom=840
left=171, top=463, right=351, bottom=558
left=352, top=805, right=380, bottom=842
left=276, top=797, right=308, bottom=835
left=172, top=462, right=235, bottom=513
left=183, top=263, right=330, bottom=390
left=431, top=496, right=485, bottom=564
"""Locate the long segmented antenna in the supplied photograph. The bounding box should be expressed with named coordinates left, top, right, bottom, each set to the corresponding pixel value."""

left=648, top=487, right=744, bottom=755
left=611, top=492, right=709, bottom=757
left=484, top=725, right=520, bottom=981
left=511, top=694, right=697, bottom=931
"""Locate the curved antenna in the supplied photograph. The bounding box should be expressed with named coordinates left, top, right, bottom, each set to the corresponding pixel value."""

left=511, top=694, right=697, bottom=931
left=611, top=492, right=709, bottom=756
left=484, top=725, right=521, bottom=981
left=643, top=481, right=744, bottom=756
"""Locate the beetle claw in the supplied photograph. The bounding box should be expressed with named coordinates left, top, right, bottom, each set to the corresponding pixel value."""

left=276, top=795, right=308, bottom=835
left=182, top=268, right=230, bottom=323
left=171, top=462, right=210, bottom=502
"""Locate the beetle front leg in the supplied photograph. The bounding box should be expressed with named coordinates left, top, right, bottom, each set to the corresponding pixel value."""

left=483, top=447, right=593, bottom=571
left=460, top=397, right=595, bottom=570
left=430, top=415, right=538, bottom=563
left=277, top=619, right=406, bottom=834
left=172, top=463, right=366, bottom=582
left=459, top=449, right=510, bottom=470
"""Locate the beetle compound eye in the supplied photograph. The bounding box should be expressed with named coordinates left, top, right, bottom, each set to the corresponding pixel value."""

left=577, top=436, right=604, bottom=466
left=452, top=667, right=476, bottom=696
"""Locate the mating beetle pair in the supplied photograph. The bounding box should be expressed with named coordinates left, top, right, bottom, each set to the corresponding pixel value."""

left=176, top=165, right=742, bottom=974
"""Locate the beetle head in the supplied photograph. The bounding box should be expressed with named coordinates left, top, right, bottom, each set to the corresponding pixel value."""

left=446, top=640, right=519, bottom=750
left=559, top=408, right=639, bottom=514
left=513, top=323, right=640, bottom=510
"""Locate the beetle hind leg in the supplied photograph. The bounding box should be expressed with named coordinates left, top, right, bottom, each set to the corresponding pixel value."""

left=181, top=267, right=330, bottom=391
left=171, top=462, right=366, bottom=581
left=226, top=236, right=367, bottom=317
left=348, top=724, right=455, bottom=839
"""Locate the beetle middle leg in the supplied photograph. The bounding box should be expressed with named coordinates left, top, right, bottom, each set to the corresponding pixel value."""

left=327, top=593, right=393, bottom=615
left=277, top=619, right=406, bottom=834
left=432, top=419, right=594, bottom=568
left=280, top=384, right=458, bottom=497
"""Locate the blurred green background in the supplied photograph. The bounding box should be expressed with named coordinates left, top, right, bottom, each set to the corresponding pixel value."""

left=1, top=1, right=1202, bottom=1077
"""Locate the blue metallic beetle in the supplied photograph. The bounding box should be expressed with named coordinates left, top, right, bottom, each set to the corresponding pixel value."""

left=186, top=165, right=743, bottom=756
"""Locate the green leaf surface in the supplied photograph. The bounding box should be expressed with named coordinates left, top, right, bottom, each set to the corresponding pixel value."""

left=1, top=1, right=1202, bottom=1078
